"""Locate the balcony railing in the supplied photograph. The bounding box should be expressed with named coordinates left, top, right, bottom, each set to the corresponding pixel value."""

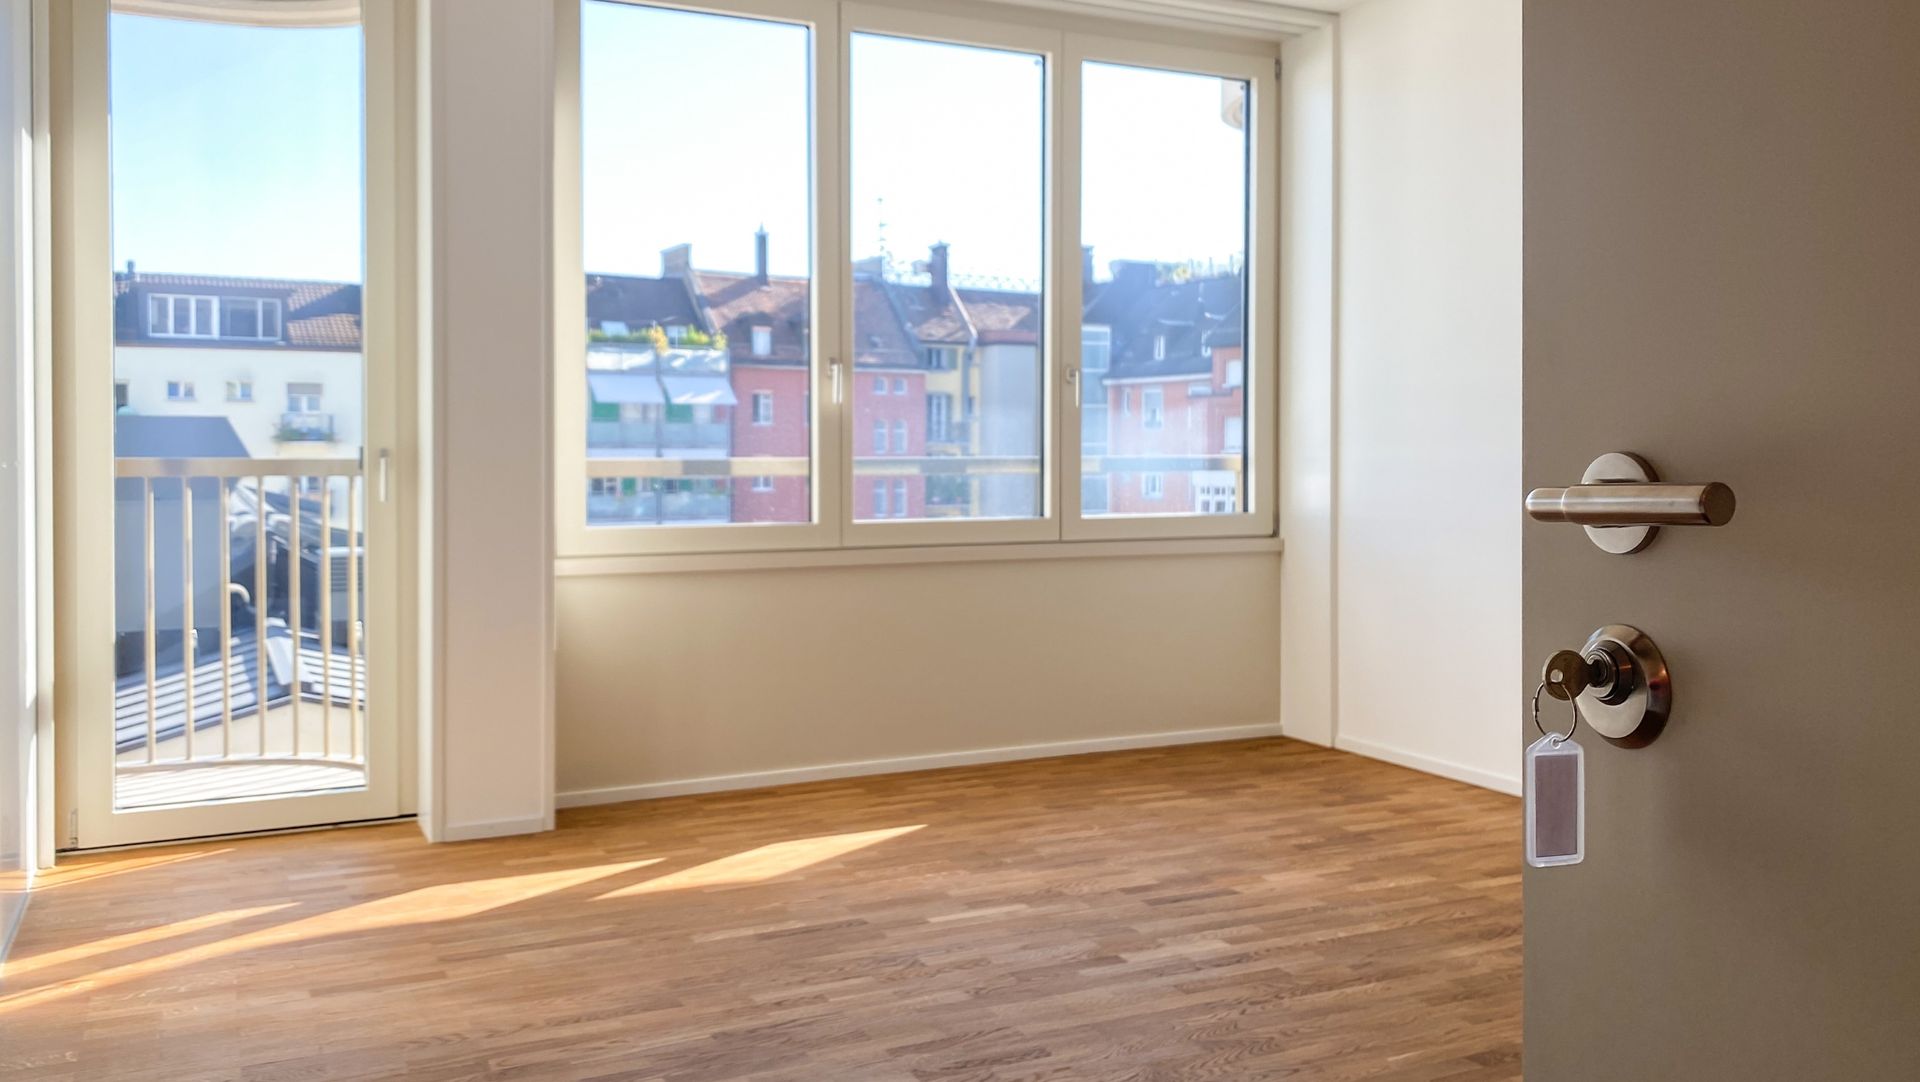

left=111, top=456, right=366, bottom=808
left=277, top=411, right=336, bottom=442
left=587, top=419, right=730, bottom=454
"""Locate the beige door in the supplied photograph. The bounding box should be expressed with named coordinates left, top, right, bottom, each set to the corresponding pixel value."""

left=52, top=0, right=408, bottom=849
left=1524, top=1, right=1920, bottom=1077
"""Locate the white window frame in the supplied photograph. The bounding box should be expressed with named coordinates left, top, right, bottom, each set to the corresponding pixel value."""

left=147, top=293, right=218, bottom=339
left=226, top=379, right=253, bottom=402
left=1142, top=471, right=1164, bottom=499
left=751, top=475, right=775, bottom=492
left=1059, top=34, right=1276, bottom=542
left=219, top=296, right=282, bottom=341
left=752, top=390, right=774, bottom=425
left=165, top=379, right=195, bottom=401
left=889, top=417, right=906, bottom=454
left=554, top=0, right=1278, bottom=561
left=1142, top=386, right=1165, bottom=429
left=286, top=381, right=324, bottom=413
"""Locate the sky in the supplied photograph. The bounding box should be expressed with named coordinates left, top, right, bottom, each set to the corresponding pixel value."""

left=108, top=3, right=1249, bottom=288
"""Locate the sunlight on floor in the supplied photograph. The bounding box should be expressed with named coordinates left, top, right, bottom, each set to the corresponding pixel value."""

left=595, top=825, right=926, bottom=898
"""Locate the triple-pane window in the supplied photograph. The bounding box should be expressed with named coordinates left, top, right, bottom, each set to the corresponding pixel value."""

left=566, top=1, right=1270, bottom=553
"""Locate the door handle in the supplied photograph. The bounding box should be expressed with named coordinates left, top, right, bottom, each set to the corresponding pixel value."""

left=1525, top=451, right=1734, bottom=553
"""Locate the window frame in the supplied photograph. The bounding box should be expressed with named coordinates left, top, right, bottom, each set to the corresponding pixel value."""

left=555, top=0, right=843, bottom=557
left=554, top=0, right=1278, bottom=560
left=1058, top=34, right=1277, bottom=542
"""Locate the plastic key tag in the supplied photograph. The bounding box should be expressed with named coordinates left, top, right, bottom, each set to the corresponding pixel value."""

left=1525, top=733, right=1584, bottom=868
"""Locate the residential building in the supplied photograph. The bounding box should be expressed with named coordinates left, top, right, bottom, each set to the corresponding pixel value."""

left=1082, top=259, right=1246, bottom=516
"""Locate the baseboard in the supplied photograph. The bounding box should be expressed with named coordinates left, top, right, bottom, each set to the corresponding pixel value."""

left=557, top=723, right=1286, bottom=809
left=1334, top=734, right=1521, bottom=796
left=435, top=813, right=555, bottom=842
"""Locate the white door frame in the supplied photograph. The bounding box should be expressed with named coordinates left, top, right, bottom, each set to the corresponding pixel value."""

left=48, top=0, right=413, bottom=849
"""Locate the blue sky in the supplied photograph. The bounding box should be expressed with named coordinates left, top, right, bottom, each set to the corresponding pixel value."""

left=109, top=3, right=1248, bottom=287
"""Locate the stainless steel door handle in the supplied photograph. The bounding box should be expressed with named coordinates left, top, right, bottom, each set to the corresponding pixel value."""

left=1525, top=451, right=1735, bottom=553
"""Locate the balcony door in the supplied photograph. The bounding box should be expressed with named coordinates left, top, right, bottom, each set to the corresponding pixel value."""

left=54, top=0, right=405, bottom=848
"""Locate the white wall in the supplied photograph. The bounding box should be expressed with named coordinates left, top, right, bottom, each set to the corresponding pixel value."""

left=1321, top=0, right=1522, bottom=792
left=417, top=0, right=555, bottom=841
left=556, top=552, right=1282, bottom=802
left=1, top=0, right=35, bottom=960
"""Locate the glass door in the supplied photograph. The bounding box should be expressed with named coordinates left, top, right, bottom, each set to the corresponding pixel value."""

left=60, top=0, right=402, bottom=847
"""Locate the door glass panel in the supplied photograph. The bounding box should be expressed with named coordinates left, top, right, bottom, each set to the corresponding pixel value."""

left=1080, top=61, right=1249, bottom=518
left=580, top=0, right=813, bottom=528
left=108, top=3, right=368, bottom=808
left=849, top=33, right=1046, bottom=522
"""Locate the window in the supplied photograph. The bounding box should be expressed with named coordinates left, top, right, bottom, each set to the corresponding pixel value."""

left=850, top=30, right=1043, bottom=524
left=1079, top=60, right=1251, bottom=520
left=287, top=382, right=323, bottom=413
left=147, top=294, right=217, bottom=338
left=219, top=297, right=282, bottom=340
left=560, top=4, right=1273, bottom=555
left=927, top=393, right=953, bottom=442
left=579, top=1, right=811, bottom=529
left=166, top=380, right=194, bottom=401
left=114, top=380, right=130, bottom=410
left=751, top=475, right=774, bottom=492
left=226, top=379, right=253, bottom=402
left=600, top=320, right=628, bottom=337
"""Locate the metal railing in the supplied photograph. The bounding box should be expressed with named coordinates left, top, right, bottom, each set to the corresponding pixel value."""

left=277, top=412, right=336, bottom=442
left=113, top=456, right=365, bottom=773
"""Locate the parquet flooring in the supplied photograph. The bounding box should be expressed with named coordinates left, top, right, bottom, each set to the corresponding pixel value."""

left=0, top=739, right=1521, bottom=1081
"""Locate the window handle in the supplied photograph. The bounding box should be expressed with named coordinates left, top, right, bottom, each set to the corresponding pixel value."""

left=829, top=358, right=843, bottom=405
left=377, top=448, right=390, bottom=503
left=1066, top=366, right=1082, bottom=410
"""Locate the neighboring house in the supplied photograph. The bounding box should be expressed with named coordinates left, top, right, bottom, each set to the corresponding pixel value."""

left=112, top=267, right=364, bottom=473
left=692, top=231, right=812, bottom=525
left=1082, top=259, right=1247, bottom=516
left=585, top=268, right=733, bottom=526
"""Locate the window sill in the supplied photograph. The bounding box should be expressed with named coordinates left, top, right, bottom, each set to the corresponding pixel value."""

left=554, top=534, right=1282, bottom=577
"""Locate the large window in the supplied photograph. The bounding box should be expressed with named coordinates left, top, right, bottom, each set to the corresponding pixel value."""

left=561, top=2, right=1273, bottom=557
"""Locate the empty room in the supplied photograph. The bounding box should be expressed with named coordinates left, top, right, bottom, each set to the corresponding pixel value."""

left=3, top=0, right=1917, bottom=1079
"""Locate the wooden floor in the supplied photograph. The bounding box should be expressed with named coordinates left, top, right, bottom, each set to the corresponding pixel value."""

left=0, top=739, right=1521, bottom=1081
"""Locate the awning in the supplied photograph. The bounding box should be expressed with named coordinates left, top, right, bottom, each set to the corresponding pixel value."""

left=587, top=371, right=665, bottom=406
left=660, top=376, right=737, bottom=407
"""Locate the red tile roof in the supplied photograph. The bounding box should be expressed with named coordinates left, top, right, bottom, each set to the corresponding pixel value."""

left=955, top=287, right=1041, bottom=346
left=695, top=271, right=810, bottom=366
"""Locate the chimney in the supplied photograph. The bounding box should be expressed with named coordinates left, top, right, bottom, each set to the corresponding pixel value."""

left=662, top=243, right=692, bottom=277
left=929, top=242, right=950, bottom=293
left=1081, top=246, right=1094, bottom=289
left=125, top=259, right=137, bottom=279
left=754, top=227, right=769, bottom=284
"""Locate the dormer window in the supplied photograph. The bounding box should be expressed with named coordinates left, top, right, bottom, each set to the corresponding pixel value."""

left=751, top=325, right=772, bottom=357
left=221, top=297, right=282, bottom=340
left=146, top=293, right=281, bottom=341
left=1152, top=335, right=1167, bottom=361
left=148, top=294, right=217, bottom=338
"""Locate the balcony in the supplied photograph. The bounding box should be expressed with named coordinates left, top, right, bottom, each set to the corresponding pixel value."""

left=276, top=411, right=336, bottom=443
